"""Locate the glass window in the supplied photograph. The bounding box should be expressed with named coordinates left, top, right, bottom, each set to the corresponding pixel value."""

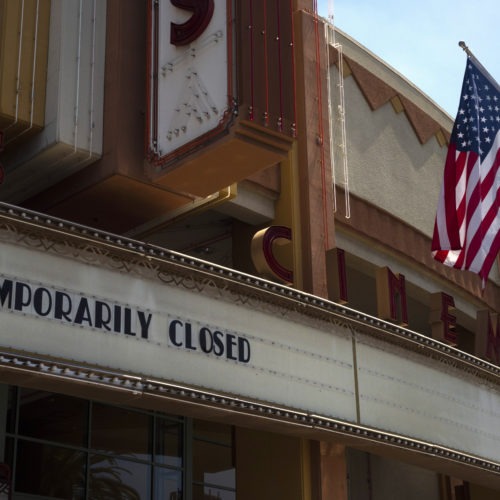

left=193, top=419, right=233, bottom=446
left=154, top=466, right=183, bottom=499
left=17, top=388, right=88, bottom=447
left=14, top=439, right=86, bottom=499
left=91, top=403, right=151, bottom=459
left=5, top=386, right=17, bottom=434
left=155, top=418, right=183, bottom=468
left=89, top=454, right=150, bottom=500
left=193, top=439, right=235, bottom=488
left=4, top=387, right=234, bottom=500
left=193, top=419, right=235, bottom=496
left=193, top=483, right=236, bottom=500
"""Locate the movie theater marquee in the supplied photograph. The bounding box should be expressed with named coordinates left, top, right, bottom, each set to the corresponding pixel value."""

left=1, top=212, right=500, bottom=466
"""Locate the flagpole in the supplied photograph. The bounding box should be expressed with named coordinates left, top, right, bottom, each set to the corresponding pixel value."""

left=458, top=41, right=500, bottom=91
left=458, top=41, right=474, bottom=58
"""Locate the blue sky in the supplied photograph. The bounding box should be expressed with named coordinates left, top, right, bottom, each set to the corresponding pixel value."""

left=318, top=0, right=500, bottom=117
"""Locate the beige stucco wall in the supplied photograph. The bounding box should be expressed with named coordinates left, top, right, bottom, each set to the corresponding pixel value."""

left=330, top=30, right=499, bottom=286
left=336, top=73, right=446, bottom=238
left=329, top=41, right=451, bottom=240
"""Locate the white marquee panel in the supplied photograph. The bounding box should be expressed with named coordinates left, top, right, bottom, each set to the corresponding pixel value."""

left=356, top=335, right=500, bottom=463
left=0, top=238, right=356, bottom=422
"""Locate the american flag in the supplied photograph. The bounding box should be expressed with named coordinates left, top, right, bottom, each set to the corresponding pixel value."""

left=432, top=56, right=500, bottom=285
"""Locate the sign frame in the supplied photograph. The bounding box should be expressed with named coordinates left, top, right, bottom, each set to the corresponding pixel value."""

left=145, top=0, right=235, bottom=170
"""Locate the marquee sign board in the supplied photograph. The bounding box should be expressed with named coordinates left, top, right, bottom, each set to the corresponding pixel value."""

left=146, top=0, right=232, bottom=167
left=1, top=212, right=500, bottom=466
left=0, top=236, right=357, bottom=423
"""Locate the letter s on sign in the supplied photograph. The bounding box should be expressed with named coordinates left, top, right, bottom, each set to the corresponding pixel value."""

left=170, top=0, right=214, bottom=46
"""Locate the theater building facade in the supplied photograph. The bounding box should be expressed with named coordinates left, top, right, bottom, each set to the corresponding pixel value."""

left=0, top=1, right=499, bottom=499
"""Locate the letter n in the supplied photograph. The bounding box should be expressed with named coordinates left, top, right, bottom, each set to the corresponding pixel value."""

left=376, top=267, right=408, bottom=326
left=475, top=310, right=500, bottom=365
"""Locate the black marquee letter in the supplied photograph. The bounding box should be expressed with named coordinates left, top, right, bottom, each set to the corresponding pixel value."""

left=0, top=279, right=13, bottom=308
left=169, top=320, right=183, bottom=347
left=33, top=288, right=52, bottom=317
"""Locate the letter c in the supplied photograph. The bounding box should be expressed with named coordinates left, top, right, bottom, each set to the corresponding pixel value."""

left=251, top=226, right=293, bottom=284
left=169, top=320, right=184, bottom=346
